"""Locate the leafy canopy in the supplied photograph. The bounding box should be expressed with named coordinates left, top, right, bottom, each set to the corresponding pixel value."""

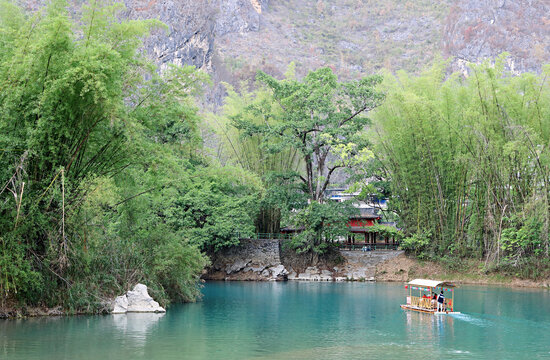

left=232, top=67, right=385, bottom=202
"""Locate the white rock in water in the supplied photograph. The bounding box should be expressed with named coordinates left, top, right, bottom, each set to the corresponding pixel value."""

left=112, top=295, right=128, bottom=314
left=127, top=284, right=166, bottom=313
left=112, top=284, right=166, bottom=314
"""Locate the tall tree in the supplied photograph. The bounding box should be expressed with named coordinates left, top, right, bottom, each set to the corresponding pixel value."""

left=232, top=67, right=385, bottom=202
left=228, top=67, right=384, bottom=253
left=210, top=79, right=303, bottom=233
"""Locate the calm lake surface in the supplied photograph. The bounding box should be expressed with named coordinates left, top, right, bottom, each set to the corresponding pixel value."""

left=2, top=282, right=550, bottom=359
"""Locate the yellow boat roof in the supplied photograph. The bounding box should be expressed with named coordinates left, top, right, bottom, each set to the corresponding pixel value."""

left=408, top=279, right=456, bottom=288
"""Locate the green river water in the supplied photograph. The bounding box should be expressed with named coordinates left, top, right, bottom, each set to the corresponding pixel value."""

left=1, top=281, right=550, bottom=359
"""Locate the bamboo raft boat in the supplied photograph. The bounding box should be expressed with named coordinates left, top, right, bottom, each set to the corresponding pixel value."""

left=400, top=279, right=461, bottom=315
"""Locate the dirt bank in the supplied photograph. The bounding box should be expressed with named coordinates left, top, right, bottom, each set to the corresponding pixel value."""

left=0, top=305, right=65, bottom=319
left=375, top=253, right=550, bottom=288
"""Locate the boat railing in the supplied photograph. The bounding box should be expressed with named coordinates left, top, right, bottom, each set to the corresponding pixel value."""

left=408, top=296, right=453, bottom=311
left=409, top=296, right=434, bottom=309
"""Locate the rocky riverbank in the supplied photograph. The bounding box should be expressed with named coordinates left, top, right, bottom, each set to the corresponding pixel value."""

left=4, top=248, right=549, bottom=319
left=0, top=284, right=165, bottom=319
left=203, top=238, right=550, bottom=288
left=375, top=253, right=550, bottom=288
left=203, top=238, right=404, bottom=281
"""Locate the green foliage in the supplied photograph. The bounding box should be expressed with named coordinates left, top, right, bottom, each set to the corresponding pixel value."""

left=364, top=224, right=403, bottom=240
left=399, top=232, right=432, bottom=259
left=0, top=0, right=257, bottom=311
left=178, top=166, right=262, bottom=251
left=373, top=56, right=550, bottom=275
left=500, top=214, right=544, bottom=259
left=286, top=201, right=357, bottom=254
left=0, top=235, right=43, bottom=305
left=224, top=66, right=384, bottom=252
left=209, top=79, right=302, bottom=233
left=233, top=67, right=384, bottom=202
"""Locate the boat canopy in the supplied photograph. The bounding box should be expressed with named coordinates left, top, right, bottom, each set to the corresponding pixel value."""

left=407, top=279, right=456, bottom=288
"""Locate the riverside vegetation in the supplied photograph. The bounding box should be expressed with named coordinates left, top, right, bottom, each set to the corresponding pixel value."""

left=374, top=58, right=550, bottom=278
left=0, top=0, right=261, bottom=312
left=1, top=0, right=549, bottom=314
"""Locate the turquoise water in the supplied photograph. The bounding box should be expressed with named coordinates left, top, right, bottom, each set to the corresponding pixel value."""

left=2, top=282, right=550, bottom=359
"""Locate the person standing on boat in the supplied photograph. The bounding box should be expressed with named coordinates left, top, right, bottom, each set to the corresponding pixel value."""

left=437, top=291, right=445, bottom=312
left=431, top=292, right=437, bottom=309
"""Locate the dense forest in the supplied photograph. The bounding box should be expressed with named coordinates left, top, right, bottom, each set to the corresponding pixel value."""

left=1, top=0, right=549, bottom=312
left=0, top=0, right=263, bottom=311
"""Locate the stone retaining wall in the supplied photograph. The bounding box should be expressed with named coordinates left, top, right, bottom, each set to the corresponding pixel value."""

left=204, top=238, right=287, bottom=281
left=204, top=238, right=404, bottom=282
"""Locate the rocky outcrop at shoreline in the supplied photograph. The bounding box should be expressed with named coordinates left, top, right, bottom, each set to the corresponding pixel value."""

left=205, top=238, right=289, bottom=281
left=112, top=284, right=166, bottom=314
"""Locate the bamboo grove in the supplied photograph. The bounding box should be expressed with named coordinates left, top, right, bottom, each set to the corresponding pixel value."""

left=373, top=57, right=550, bottom=276
left=0, top=0, right=262, bottom=310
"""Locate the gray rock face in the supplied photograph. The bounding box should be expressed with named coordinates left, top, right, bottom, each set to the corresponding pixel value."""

left=285, top=250, right=404, bottom=281
left=112, top=284, right=166, bottom=314
left=291, top=266, right=333, bottom=281
left=127, top=284, right=166, bottom=313
left=207, top=238, right=405, bottom=282
left=24, top=0, right=269, bottom=74
left=226, top=259, right=250, bottom=274
left=215, top=0, right=263, bottom=36
left=206, top=238, right=288, bottom=281
left=269, top=264, right=288, bottom=279
left=444, top=0, right=549, bottom=74
left=120, top=0, right=268, bottom=72
left=22, top=0, right=548, bottom=112
left=337, top=250, right=403, bottom=280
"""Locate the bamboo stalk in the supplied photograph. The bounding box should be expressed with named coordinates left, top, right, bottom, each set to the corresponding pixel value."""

left=14, top=182, right=24, bottom=230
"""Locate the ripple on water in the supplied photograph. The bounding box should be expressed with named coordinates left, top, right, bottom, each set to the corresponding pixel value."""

left=448, top=313, right=493, bottom=327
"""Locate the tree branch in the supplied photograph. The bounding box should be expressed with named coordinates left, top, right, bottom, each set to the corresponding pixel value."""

left=320, top=164, right=345, bottom=197
left=339, top=103, right=374, bottom=126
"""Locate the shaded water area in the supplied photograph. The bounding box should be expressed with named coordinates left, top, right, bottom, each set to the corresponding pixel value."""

left=2, top=282, right=550, bottom=359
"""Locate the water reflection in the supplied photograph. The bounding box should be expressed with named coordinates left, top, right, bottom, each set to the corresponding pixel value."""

left=405, top=310, right=455, bottom=344
left=112, top=313, right=165, bottom=345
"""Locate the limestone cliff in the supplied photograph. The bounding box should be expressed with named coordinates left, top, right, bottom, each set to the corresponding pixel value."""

left=22, top=1, right=550, bottom=97
left=121, top=0, right=268, bottom=72
left=123, top=0, right=548, bottom=104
